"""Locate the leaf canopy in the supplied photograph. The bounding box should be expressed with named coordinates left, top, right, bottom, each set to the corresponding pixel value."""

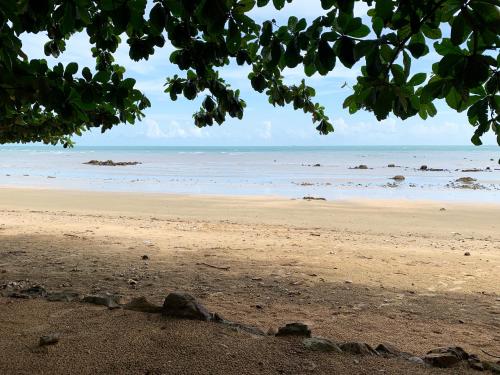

left=0, top=0, right=498, bottom=147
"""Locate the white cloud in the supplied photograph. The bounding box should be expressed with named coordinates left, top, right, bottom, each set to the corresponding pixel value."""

left=259, top=121, right=273, bottom=139
left=145, top=119, right=206, bottom=139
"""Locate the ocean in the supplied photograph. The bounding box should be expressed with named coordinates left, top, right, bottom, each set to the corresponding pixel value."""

left=0, top=145, right=499, bottom=202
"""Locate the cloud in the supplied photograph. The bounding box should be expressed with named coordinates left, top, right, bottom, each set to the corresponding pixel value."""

left=145, top=119, right=206, bottom=139
left=259, top=121, right=273, bottom=139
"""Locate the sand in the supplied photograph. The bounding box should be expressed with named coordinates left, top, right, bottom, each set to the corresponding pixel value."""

left=0, top=188, right=499, bottom=374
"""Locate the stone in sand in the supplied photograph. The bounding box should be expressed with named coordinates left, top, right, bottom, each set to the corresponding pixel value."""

left=303, top=337, right=342, bottom=352
left=39, top=333, right=60, bottom=346
left=423, top=353, right=461, bottom=368
left=124, top=297, right=162, bottom=313
left=276, top=322, right=311, bottom=337
left=391, top=175, right=405, bottom=181
left=339, top=342, right=377, bottom=355
left=484, top=362, right=500, bottom=373
left=82, top=294, right=121, bottom=309
left=46, top=290, right=81, bottom=302
left=375, top=342, right=404, bottom=357
left=427, top=346, right=469, bottom=360
left=388, top=164, right=396, bottom=168
left=464, top=252, right=471, bottom=256
left=420, top=165, right=428, bottom=170
left=162, top=292, right=211, bottom=321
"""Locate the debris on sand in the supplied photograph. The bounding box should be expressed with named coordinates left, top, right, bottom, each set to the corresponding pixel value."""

left=84, top=160, right=141, bottom=166
left=303, top=196, right=326, bottom=201
left=39, top=333, right=60, bottom=346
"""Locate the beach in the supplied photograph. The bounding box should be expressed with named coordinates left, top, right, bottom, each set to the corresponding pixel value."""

left=1, top=188, right=499, bottom=374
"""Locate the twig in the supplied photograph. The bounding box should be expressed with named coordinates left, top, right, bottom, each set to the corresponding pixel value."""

left=196, top=262, right=230, bottom=271
left=481, top=348, right=500, bottom=359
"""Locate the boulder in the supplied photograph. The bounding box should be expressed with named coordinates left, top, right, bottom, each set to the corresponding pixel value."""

left=391, top=175, right=405, bottom=181
left=46, top=290, right=81, bottom=302
left=276, top=322, right=311, bottom=337
left=303, top=337, right=342, bottom=352
left=423, top=353, right=461, bottom=368
left=124, top=297, right=162, bottom=313
left=427, top=346, right=469, bottom=360
left=339, top=342, right=377, bottom=355
left=162, top=292, right=211, bottom=321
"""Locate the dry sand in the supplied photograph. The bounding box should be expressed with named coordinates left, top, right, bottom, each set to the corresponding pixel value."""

left=0, top=188, right=499, bottom=374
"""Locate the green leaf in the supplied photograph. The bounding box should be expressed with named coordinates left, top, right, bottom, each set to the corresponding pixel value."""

left=408, top=73, right=426, bottom=86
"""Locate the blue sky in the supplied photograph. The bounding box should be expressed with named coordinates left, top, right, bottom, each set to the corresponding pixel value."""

left=20, top=1, right=497, bottom=146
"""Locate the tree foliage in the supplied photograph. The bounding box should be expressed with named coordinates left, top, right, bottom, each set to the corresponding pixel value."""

left=0, top=0, right=498, bottom=147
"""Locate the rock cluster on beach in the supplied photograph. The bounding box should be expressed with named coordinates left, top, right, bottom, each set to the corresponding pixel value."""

left=2, top=282, right=499, bottom=373
left=84, top=160, right=141, bottom=166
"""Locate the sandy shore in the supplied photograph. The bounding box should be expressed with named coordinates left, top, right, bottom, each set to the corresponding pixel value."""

left=0, top=188, right=499, bottom=374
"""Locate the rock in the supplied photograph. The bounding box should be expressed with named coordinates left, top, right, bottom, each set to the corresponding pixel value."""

left=267, top=327, right=277, bottom=336
left=339, top=342, right=377, bottom=355
left=456, top=177, right=476, bottom=183
left=124, top=297, right=162, bottom=313
left=469, top=360, right=484, bottom=371
left=427, top=346, right=469, bottom=360
left=303, top=337, right=342, bottom=352
left=46, top=290, right=81, bottom=302
left=303, top=196, right=327, bottom=201
left=84, top=160, right=141, bottom=166
left=484, top=362, right=500, bottom=373
left=82, top=294, right=121, bottom=309
left=423, top=353, right=461, bottom=368
left=313, top=164, right=321, bottom=167
left=355, top=165, right=368, bottom=169
left=388, top=164, right=396, bottom=168
left=222, top=321, right=266, bottom=336
left=276, top=322, right=311, bottom=337
left=162, top=292, right=211, bottom=321
left=39, top=333, right=60, bottom=346
left=375, top=342, right=403, bottom=357
left=440, top=208, right=446, bottom=211
left=420, top=165, right=428, bottom=170
left=407, top=356, right=425, bottom=365
left=464, top=252, right=471, bottom=256
left=141, top=255, right=149, bottom=260
left=8, top=285, right=47, bottom=299
left=128, top=279, right=138, bottom=286
left=391, top=175, right=405, bottom=181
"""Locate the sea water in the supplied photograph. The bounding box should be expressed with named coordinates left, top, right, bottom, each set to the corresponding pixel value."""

left=0, top=145, right=499, bottom=202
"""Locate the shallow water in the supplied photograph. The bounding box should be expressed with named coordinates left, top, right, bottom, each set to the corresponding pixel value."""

left=0, top=145, right=499, bottom=202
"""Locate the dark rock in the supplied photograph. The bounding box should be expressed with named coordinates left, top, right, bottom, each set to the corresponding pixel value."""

left=46, top=290, right=81, bottom=302
left=276, top=322, right=311, bottom=337
left=375, top=342, right=403, bottom=357
left=39, top=333, right=60, bottom=346
left=457, top=177, right=476, bottom=183
left=484, top=362, right=500, bottom=373
left=84, top=160, right=141, bottom=166
left=388, top=164, right=396, bottom=168
left=141, top=255, right=149, bottom=260
left=391, top=175, right=405, bottom=181
left=427, top=346, right=469, bottom=360
left=353, top=165, right=368, bottom=169
left=423, top=353, right=461, bottom=368
left=82, top=294, right=121, bottom=309
left=302, top=196, right=326, bottom=201
left=313, top=164, right=321, bottom=167
left=124, top=297, right=162, bottom=313
left=420, top=165, right=428, bottom=170
left=339, top=342, right=377, bottom=355
left=464, top=252, right=471, bottom=256
left=9, top=285, right=47, bottom=299
left=303, top=337, right=342, bottom=352
left=162, top=292, right=211, bottom=321
left=469, top=360, right=484, bottom=371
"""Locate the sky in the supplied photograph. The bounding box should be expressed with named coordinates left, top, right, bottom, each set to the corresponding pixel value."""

left=19, top=1, right=497, bottom=147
